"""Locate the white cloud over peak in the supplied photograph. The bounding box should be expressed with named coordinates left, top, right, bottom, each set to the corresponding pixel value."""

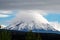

left=10, top=10, right=48, bottom=24
left=17, top=10, right=48, bottom=16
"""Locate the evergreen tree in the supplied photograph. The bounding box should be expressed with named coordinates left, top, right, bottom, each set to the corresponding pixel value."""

left=25, top=30, right=42, bottom=40
left=0, top=30, right=11, bottom=40
left=37, top=33, right=42, bottom=40
left=0, top=25, right=1, bottom=28
left=25, top=30, right=36, bottom=40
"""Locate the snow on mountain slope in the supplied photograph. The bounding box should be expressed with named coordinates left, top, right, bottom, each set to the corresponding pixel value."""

left=5, top=10, right=57, bottom=32
left=0, top=25, right=6, bottom=29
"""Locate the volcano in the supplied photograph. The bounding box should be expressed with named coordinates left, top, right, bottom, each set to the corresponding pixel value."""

left=5, top=10, right=58, bottom=33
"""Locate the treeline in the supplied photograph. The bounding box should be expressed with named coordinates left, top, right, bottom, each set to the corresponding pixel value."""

left=0, top=30, right=42, bottom=40
left=0, top=30, right=11, bottom=40
left=26, top=30, right=42, bottom=40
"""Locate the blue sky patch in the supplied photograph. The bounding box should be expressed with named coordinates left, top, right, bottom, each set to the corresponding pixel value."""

left=45, top=13, right=60, bottom=22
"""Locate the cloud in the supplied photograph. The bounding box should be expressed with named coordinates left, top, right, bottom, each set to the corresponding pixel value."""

left=0, top=10, right=12, bottom=17
left=50, top=22, right=60, bottom=31
left=16, top=10, right=48, bottom=16
left=0, top=10, right=12, bottom=14
left=18, top=10, right=47, bottom=17
left=0, top=14, right=10, bottom=17
left=0, top=0, right=60, bottom=12
left=10, top=10, right=48, bottom=24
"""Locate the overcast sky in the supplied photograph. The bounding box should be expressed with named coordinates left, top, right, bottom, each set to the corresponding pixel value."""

left=0, top=0, right=60, bottom=11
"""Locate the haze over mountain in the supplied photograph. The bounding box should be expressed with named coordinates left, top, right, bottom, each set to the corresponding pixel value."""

left=4, top=10, right=59, bottom=33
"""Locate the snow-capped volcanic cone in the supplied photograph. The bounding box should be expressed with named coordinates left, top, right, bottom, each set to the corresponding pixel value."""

left=5, top=10, right=56, bottom=32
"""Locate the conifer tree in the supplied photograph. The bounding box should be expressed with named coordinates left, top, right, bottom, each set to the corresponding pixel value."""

left=0, top=30, right=11, bottom=40
left=37, top=33, right=42, bottom=40
left=25, top=30, right=36, bottom=40
left=0, top=25, right=1, bottom=28
left=25, top=30, right=42, bottom=40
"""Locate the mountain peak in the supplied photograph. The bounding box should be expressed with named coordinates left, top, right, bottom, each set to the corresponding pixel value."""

left=5, top=11, right=56, bottom=32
